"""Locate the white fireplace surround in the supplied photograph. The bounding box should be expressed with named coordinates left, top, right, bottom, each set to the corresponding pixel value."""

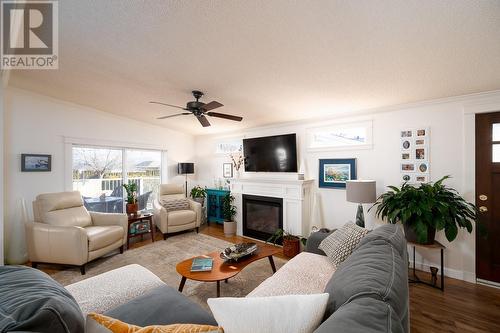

left=229, top=178, right=314, bottom=238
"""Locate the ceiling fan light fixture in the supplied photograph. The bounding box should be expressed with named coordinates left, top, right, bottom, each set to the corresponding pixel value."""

left=151, top=90, right=243, bottom=127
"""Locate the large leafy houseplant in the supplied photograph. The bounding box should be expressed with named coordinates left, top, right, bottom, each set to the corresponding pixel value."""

left=222, top=194, right=237, bottom=236
left=370, top=176, right=477, bottom=244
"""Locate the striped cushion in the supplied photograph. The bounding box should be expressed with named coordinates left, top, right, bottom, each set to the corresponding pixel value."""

left=160, top=199, right=190, bottom=212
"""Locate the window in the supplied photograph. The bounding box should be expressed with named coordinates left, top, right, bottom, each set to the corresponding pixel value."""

left=493, top=124, right=500, bottom=163
left=493, top=144, right=500, bottom=163
left=72, top=146, right=162, bottom=213
left=215, top=139, right=242, bottom=154
left=493, top=123, right=500, bottom=142
left=306, top=120, right=373, bottom=150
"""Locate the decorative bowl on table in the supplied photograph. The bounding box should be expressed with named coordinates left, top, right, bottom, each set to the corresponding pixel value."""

left=220, top=242, right=258, bottom=262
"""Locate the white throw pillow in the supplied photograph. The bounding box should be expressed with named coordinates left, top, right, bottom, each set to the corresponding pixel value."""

left=207, top=293, right=329, bottom=333
left=318, top=222, right=368, bottom=265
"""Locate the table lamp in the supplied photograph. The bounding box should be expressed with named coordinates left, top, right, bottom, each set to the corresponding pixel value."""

left=178, top=163, right=195, bottom=197
left=346, top=180, right=376, bottom=228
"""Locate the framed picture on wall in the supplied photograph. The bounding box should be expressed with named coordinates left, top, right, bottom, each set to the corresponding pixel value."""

left=222, top=163, right=233, bottom=178
left=318, top=158, right=357, bottom=189
left=21, top=154, right=52, bottom=172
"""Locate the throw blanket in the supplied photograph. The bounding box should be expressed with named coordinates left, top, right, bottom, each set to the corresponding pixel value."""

left=160, top=198, right=190, bottom=212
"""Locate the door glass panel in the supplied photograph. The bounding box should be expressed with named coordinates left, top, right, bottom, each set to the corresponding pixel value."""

left=493, top=144, right=500, bottom=163
left=73, top=147, right=123, bottom=213
left=126, top=150, right=162, bottom=212
left=493, top=123, right=500, bottom=141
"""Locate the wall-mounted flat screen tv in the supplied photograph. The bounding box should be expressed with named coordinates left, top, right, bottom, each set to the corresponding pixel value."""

left=243, top=133, right=298, bottom=172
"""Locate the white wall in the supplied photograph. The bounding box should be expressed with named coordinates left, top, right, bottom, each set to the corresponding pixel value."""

left=195, top=91, right=500, bottom=283
left=3, top=87, right=195, bottom=264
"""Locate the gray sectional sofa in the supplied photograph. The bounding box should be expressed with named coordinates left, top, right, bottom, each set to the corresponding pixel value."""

left=309, top=224, right=409, bottom=333
left=0, top=224, right=408, bottom=333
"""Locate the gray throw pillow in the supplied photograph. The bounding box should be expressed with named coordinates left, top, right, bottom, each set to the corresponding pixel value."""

left=318, top=222, right=368, bottom=265
left=160, top=198, right=190, bottom=212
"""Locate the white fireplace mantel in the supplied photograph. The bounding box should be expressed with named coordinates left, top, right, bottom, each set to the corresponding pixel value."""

left=229, top=178, right=314, bottom=238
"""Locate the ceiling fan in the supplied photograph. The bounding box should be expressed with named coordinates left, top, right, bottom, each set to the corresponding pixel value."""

left=150, top=90, right=243, bottom=127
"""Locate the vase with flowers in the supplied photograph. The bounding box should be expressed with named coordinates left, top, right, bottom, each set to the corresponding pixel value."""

left=229, top=148, right=245, bottom=178
left=123, top=183, right=138, bottom=215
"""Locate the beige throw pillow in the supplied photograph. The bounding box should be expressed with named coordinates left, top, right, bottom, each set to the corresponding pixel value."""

left=319, top=222, right=368, bottom=265
left=160, top=199, right=190, bottom=212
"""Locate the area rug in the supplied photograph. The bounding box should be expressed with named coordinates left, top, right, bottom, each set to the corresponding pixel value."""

left=48, top=232, right=286, bottom=309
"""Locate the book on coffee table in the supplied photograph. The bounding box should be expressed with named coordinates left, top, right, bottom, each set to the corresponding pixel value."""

left=191, top=258, right=213, bottom=272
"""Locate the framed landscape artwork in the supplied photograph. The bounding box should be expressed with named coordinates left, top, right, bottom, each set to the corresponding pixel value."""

left=21, top=154, right=52, bottom=172
left=318, top=158, right=357, bottom=188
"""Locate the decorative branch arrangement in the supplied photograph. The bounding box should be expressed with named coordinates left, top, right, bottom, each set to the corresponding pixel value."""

left=229, top=147, right=245, bottom=171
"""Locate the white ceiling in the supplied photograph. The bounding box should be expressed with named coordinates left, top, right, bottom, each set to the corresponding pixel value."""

left=9, top=0, right=500, bottom=135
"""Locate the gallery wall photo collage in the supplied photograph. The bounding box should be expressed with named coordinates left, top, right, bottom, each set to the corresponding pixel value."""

left=400, top=128, right=430, bottom=183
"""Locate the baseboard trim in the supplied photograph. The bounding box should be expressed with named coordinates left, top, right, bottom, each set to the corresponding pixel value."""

left=409, top=260, right=475, bottom=283
left=477, top=279, right=500, bottom=289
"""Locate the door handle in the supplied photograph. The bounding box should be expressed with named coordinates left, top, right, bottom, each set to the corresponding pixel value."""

left=479, top=194, right=488, bottom=201
left=479, top=206, right=488, bottom=213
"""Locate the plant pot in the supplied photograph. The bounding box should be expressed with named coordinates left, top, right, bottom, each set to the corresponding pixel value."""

left=403, top=224, right=436, bottom=245
left=193, top=197, right=204, bottom=207
left=126, top=203, right=138, bottom=215
left=283, top=237, right=300, bottom=258
left=224, top=221, right=237, bottom=237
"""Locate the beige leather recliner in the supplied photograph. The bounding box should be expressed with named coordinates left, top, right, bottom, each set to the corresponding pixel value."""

left=26, top=191, right=127, bottom=275
left=153, top=184, right=201, bottom=240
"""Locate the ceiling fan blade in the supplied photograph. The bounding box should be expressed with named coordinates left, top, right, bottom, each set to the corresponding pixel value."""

left=197, top=115, right=211, bottom=127
left=207, top=112, right=243, bottom=122
left=157, top=112, right=191, bottom=119
left=149, top=101, right=187, bottom=110
left=202, top=101, right=224, bottom=111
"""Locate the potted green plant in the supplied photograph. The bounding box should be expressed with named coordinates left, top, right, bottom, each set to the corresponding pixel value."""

left=190, top=185, right=206, bottom=206
left=267, top=229, right=307, bottom=258
left=222, top=194, right=237, bottom=236
left=123, top=183, right=138, bottom=215
left=370, top=176, right=477, bottom=244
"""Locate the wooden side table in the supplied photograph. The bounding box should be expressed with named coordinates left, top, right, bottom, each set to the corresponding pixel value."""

left=408, top=240, right=445, bottom=291
left=127, top=213, right=154, bottom=249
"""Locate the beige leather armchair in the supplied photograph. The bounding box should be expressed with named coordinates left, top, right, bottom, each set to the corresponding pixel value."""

left=26, top=191, right=127, bottom=274
left=153, top=184, right=201, bottom=240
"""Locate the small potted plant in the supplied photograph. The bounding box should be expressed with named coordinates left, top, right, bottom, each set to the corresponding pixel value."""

left=370, top=176, right=477, bottom=244
left=123, top=183, right=138, bottom=215
left=222, top=194, right=237, bottom=236
left=268, top=229, right=307, bottom=258
left=190, top=185, right=206, bottom=206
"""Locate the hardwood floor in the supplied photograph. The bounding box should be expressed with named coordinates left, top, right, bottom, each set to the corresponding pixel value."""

left=125, top=223, right=500, bottom=332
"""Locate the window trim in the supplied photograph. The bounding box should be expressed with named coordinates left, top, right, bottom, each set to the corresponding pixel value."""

left=305, top=120, right=373, bottom=151
left=64, top=136, right=167, bottom=192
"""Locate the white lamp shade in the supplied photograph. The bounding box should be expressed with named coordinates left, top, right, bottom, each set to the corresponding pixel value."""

left=346, top=180, right=377, bottom=204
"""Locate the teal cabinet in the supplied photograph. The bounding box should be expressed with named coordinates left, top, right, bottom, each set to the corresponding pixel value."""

left=206, top=189, right=230, bottom=224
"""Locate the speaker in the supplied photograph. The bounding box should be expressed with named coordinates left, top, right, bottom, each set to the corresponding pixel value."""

left=178, top=162, right=194, bottom=174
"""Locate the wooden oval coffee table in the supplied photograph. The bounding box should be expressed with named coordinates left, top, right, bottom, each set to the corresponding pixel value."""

left=176, top=243, right=280, bottom=297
